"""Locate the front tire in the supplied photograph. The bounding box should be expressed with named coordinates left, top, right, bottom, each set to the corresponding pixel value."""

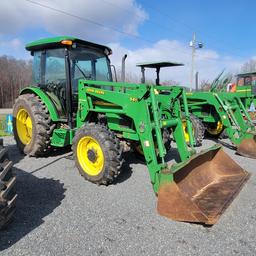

left=13, top=94, right=54, bottom=156
left=73, top=124, right=123, bottom=185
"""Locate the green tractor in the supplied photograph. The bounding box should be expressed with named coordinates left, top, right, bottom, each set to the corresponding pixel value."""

left=13, top=36, right=249, bottom=225
left=209, top=70, right=256, bottom=120
left=235, top=72, right=256, bottom=120
left=187, top=91, right=256, bottom=158
left=186, top=70, right=256, bottom=159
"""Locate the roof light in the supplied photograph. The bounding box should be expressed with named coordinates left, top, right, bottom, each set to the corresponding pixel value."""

left=61, top=40, right=73, bottom=46
left=104, top=48, right=112, bottom=55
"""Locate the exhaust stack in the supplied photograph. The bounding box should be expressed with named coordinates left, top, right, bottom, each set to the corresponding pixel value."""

left=121, top=54, right=127, bottom=83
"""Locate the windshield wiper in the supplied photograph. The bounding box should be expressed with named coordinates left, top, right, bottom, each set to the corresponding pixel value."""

left=75, top=63, right=91, bottom=79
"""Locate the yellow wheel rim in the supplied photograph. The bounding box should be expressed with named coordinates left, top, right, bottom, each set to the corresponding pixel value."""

left=207, top=121, right=223, bottom=135
left=77, top=136, right=104, bottom=176
left=16, top=108, right=32, bottom=145
left=182, top=120, right=193, bottom=143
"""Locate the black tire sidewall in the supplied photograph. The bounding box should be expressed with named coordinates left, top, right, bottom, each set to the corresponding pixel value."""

left=0, top=147, right=16, bottom=229
left=191, top=116, right=199, bottom=143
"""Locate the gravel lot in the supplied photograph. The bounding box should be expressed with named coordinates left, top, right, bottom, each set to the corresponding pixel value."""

left=0, top=136, right=256, bottom=256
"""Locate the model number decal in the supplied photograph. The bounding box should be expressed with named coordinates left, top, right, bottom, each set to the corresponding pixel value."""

left=86, top=88, right=105, bottom=95
left=130, top=97, right=138, bottom=102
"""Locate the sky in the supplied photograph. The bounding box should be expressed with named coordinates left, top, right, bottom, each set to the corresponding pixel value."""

left=0, top=0, right=256, bottom=87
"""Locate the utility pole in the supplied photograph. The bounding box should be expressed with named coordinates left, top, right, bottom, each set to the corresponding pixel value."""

left=189, top=32, right=203, bottom=90
left=195, top=71, right=199, bottom=91
left=190, top=32, right=196, bottom=90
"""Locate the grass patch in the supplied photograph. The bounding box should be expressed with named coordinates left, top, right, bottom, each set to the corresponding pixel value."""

left=0, top=131, right=10, bottom=137
left=0, top=114, right=12, bottom=136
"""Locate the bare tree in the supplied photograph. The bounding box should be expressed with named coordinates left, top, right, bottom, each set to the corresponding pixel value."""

left=200, top=79, right=211, bottom=91
left=0, top=56, right=32, bottom=108
left=241, top=59, right=256, bottom=73
left=161, top=80, right=180, bottom=86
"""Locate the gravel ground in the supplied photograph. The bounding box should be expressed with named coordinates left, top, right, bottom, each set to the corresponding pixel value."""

left=0, top=136, right=256, bottom=256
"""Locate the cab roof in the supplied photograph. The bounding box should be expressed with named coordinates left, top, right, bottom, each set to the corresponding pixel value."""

left=25, top=36, right=112, bottom=53
left=136, top=61, right=184, bottom=69
left=237, top=71, right=256, bottom=77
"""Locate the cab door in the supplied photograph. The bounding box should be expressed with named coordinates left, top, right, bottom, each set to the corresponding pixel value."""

left=42, top=48, right=67, bottom=119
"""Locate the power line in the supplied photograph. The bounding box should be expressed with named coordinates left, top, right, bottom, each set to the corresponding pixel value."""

left=24, top=0, right=231, bottom=64
left=98, top=0, right=192, bottom=40
left=24, top=0, right=191, bottom=60
left=25, top=0, right=140, bottom=39
left=139, top=0, right=246, bottom=58
left=138, top=1, right=196, bottom=32
left=96, top=0, right=245, bottom=62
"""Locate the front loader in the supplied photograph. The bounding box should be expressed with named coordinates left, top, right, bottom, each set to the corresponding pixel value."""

left=12, top=36, right=249, bottom=225
left=187, top=91, right=256, bottom=159
left=136, top=61, right=205, bottom=147
left=210, top=71, right=256, bottom=121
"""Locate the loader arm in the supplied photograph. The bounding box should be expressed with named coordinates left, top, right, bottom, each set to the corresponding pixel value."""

left=77, top=80, right=193, bottom=192
left=187, top=91, right=256, bottom=158
left=76, top=80, right=249, bottom=225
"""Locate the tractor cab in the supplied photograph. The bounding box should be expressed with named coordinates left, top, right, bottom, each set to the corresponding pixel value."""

left=236, top=72, right=256, bottom=95
left=237, top=71, right=256, bottom=87
left=26, top=36, right=113, bottom=120
left=136, top=61, right=184, bottom=85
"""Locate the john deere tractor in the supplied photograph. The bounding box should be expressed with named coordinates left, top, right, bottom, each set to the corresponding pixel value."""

left=234, top=72, right=256, bottom=120
left=185, top=70, right=256, bottom=159
left=13, top=36, right=250, bottom=225
left=186, top=91, right=256, bottom=158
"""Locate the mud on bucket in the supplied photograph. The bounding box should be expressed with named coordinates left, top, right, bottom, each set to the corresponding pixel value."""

left=157, top=145, right=250, bottom=225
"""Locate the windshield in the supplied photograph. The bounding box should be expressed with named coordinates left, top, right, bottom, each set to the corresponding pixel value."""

left=70, top=47, right=112, bottom=91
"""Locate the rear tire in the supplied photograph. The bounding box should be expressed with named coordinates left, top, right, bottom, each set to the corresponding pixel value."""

left=192, top=115, right=205, bottom=146
left=13, top=94, right=54, bottom=156
left=132, top=129, right=171, bottom=159
left=0, top=145, right=17, bottom=229
left=205, top=121, right=225, bottom=139
left=73, top=123, right=123, bottom=185
left=182, top=115, right=205, bottom=147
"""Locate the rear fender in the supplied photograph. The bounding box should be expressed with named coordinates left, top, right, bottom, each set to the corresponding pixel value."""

left=20, top=87, right=60, bottom=121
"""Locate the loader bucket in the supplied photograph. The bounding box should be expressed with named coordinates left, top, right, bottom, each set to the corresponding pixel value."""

left=236, top=135, right=256, bottom=159
left=157, top=145, right=250, bottom=225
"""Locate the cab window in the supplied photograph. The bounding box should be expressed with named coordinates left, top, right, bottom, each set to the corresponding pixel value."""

left=70, top=47, right=112, bottom=92
left=32, top=51, right=42, bottom=85
left=44, top=48, right=66, bottom=84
